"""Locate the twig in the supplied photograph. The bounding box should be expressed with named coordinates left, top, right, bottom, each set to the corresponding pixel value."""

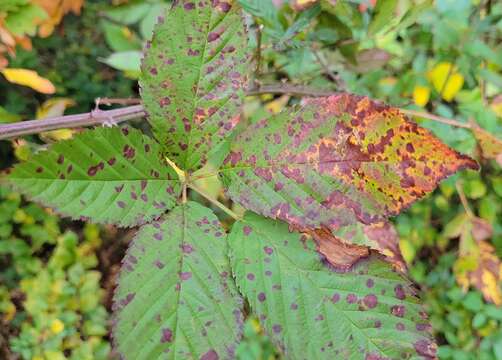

left=188, top=183, right=241, bottom=220
left=400, top=109, right=472, bottom=129
left=247, top=84, right=333, bottom=97
left=456, top=180, right=474, bottom=218
left=313, top=49, right=341, bottom=85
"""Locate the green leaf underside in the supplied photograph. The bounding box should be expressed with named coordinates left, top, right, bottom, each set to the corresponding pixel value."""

left=4, top=127, right=180, bottom=227
left=113, top=202, right=243, bottom=360
left=140, top=0, right=250, bottom=172
left=229, top=213, right=437, bottom=359
left=221, top=94, right=478, bottom=236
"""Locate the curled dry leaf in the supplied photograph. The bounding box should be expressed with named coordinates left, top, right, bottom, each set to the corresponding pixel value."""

left=299, top=227, right=370, bottom=271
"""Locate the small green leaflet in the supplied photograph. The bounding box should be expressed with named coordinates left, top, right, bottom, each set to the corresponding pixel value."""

left=229, top=212, right=437, bottom=359
left=3, top=126, right=180, bottom=227
left=113, top=202, right=243, bottom=359
left=140, top=0, right=251, bottom=172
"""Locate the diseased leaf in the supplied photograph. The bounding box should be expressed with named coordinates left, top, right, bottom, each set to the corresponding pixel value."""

left=113, top=202, right=243, bottom=359
left=221, top=94, right=478, bottom=240
left=3, top=126, right=180, bottom=227
left=140, top=0, right=251, bottom=171
left=229, top=212, right=437, bottom=359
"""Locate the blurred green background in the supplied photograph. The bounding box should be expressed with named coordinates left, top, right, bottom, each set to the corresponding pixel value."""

left=1, top=0, right=502, bottom=359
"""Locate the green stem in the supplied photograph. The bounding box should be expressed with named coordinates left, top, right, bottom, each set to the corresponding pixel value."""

left=188, top=183, right=241, bottom=220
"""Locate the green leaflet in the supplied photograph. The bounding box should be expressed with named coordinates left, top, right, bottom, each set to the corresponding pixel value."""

left=140, top=0, right=251, bottom=172
left=4, top=126, right=180, bottom=227
left=229, top=212, right=437, bottom=359
left=221, top=94, right=477, bottom=236
left=113, top=202, right=243, bottom=359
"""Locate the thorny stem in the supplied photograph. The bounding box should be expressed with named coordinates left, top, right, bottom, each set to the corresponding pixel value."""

left=188, top=183, right=241, bottom=220
left=0, top=105, right=145, bottom=140
left=0, top=84, right=488, bottom=140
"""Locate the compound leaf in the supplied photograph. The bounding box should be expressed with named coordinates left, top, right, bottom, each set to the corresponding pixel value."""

left=141, top=0, right=250, bottom=172
left=229, top=212, right=437, bottom=359
left=221, top=94, right=478, bottom=239
left=3, top=126, right=180, bottom=227
left=113, top=202, right=243, bottom=359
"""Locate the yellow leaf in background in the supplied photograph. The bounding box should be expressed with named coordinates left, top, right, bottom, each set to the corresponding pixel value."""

left=427, top=62, right=464, bottom=102
left=412, top=85, right=430, bottom=107
left=37, top=98, right=76, bottom=141
left=0, top=68, right=55, bottom=94
left=265, top=95, right=290, bottom=114
left=50, top=319, right=65, bottom=334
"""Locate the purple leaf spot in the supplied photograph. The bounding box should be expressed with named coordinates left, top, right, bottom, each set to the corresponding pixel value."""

left=161, top=328, right=173, bottom=343
left=200, top=350, right=219, bottom=360
left=243, top=226, right=252, bottom=236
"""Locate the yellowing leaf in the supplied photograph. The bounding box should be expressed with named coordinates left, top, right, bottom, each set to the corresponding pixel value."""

left=449, top=213, right=502, bottom=305
left=427, top=62, right=464, bottom=102
left=473, top=127, right=502, bottom=166
left=37, top=98, right=76, bottom=141
left=0, top=68, right=55, bottom=94
left=264, top=95, right=290, bottom=114
left=456, top=241, right=502, bottom=305
left=413, top=85, right=430, bottom=107
left=33, top=0, right=85, bottom=38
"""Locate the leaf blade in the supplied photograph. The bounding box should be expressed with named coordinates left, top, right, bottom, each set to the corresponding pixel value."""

left=140, top=1, right=251, bottom=171
left=4, top=126, right=180, bottom=227
left=113, top=202, right=243, bottom=359
left=229, top=213, right=437, bottom=359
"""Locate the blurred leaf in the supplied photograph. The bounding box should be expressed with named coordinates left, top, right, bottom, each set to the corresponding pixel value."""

left=102, top=22, right=141, bottom=52
left=428, top=62, right=464, bottom=102
left=473, top=127, right=502, bottom=166
left=413, top=85, right=430, bottom=107
left=368, top=0, right=397, bottom=35
left=0, top=105, right=21, bottom=123
left=1, top=68, right=56, bottom=94
left=101, top=50, right=142, bottom=75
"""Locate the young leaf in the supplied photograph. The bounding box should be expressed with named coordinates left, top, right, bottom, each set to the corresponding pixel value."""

left=113, top=202, right=243, bottom=359
left=229, top=212, right=437, bottom=359
left=221, top=94, right=478, bottom=235
left=140, top=0, right=250, bottom=172
left=3, top=126, right=180, bottom=227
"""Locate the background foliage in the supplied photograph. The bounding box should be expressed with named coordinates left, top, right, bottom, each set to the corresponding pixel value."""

left=0, top=0, right=501, bottom=359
